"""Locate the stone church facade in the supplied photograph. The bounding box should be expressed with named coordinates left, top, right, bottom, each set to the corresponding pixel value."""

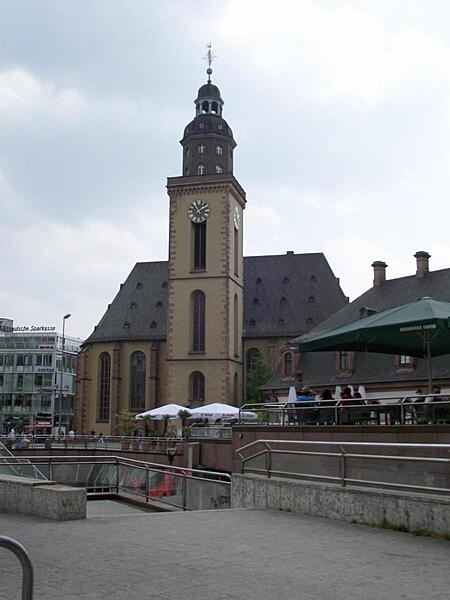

left=74, top=69, right=348, bottom=435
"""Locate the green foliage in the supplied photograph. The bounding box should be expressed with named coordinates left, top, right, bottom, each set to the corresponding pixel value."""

left=117, top=409, right=136, bottom=436
left=178, top=409, right=191, bottom=426
left=246, top=354, right=271, bottom=404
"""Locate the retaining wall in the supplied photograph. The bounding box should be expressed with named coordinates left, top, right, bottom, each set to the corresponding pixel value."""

left=232, top=474, right=450, bottom=537
left=0, top=474, right=86, bottom=520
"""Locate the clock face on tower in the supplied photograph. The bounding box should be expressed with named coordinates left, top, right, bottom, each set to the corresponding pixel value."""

left=188, top=200, right=210, bottom=223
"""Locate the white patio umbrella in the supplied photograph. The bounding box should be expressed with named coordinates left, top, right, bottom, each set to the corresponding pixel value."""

left=287, top=386, right=298, bottom=404
left=135, top=404, right=191, bottom=420
left=190, top=403, right=256, bottom=420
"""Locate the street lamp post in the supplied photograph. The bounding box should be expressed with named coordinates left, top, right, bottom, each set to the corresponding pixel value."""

left=58, top=313, right=71, bottom=435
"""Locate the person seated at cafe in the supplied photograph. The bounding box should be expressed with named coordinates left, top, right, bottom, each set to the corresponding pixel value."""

left=319, top=389, right=334, bottom=401
left=338, top=387, right=353, bottom=404
left=298, top=387, right=315, bottom=401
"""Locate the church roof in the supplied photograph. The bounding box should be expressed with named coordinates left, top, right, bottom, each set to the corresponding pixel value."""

left=83, top=252, right=348, bottom=345
left=84, top=261, right=168, bottom=344
left=243, top=252, right=348, bottom=337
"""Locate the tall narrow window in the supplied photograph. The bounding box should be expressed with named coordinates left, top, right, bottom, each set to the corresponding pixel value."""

left=192, top=290, right=205, bottom=352
left=234, top=227, right=239, bottom=275
left=234, top=294, right=239, bottom=357
left=198, top=163, right=205, bottom=175
left=193, top=222, right=206, bottom=270
left=246, top=348, right=261, bottom=373
left=98, top=352, right=111, bottom=421
left=216, top=145, right=223, bottom=155
left=339, top=351, right=349, bottom=370
left=190, top=371, right=205, bottom=406
left=284, top=352, right=293, bottom=377
left=198, top=144, right=205, bottom=154
left=234, top=373, right=239, bottom=405
left=130, top=351, right=146, bottom=410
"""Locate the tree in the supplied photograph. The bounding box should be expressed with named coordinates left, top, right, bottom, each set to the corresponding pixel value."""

left=117, top=409, right=136, bottom=436
left=246, top=354, right=271, bottom=404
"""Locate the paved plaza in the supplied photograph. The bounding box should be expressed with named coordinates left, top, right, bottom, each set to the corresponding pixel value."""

left=0, top=501, right=449, bottom=599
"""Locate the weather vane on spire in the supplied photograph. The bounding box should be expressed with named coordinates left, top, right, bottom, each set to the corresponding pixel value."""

left=204, top=42, right=216, bottom=82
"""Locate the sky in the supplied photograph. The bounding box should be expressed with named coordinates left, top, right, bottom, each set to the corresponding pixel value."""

left=2, top=0, right=450, bottom=340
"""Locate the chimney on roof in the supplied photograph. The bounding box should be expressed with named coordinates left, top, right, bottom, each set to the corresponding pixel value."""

left=371, top=261, right=387, bottom=287
left=414, top=251, right=430, bottom=278
left=286, top=250, right=294, bottom=255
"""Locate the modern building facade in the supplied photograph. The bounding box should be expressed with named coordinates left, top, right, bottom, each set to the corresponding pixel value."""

left=75, top=68, right=348, bottom=435
left=0, top=319, right=81, bottom=433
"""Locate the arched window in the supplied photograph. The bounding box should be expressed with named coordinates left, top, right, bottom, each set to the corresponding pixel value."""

left=192, top=290, right=205, bottom=352
left=284, top=352, right=293, bottom=377
left=130, top=351, right=146, bottom=410
left=198, top=164, right=205, bottom=175
left=234, top=294, right=239, bottom=357
left=211, top=101, right=218, bottom=114
left=246, top=348, right=261, bottom=373
left=201, top=100, right=209, bottom=113
left=192, top=222, right=206, bottom=270
left=98, top=352, right=111, bottom=421
left=190, top=371, right=205, bottom=406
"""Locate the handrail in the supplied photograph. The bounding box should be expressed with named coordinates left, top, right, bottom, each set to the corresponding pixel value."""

left=235, top=439, right=450, bottom=494
left=0, top=536, right=34, bottom=600
left=238, top=395, right=450, bottom=426
left=2, top=455, right=231, bottom=511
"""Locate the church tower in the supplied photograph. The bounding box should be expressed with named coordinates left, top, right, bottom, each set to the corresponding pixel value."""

left=166, top=58, right=246, bottom=407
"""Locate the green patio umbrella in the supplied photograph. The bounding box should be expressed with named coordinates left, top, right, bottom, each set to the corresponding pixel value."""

left=292, top=297, right=450, bottom=392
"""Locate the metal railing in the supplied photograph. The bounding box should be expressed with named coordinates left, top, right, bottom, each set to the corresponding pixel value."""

left=0, top=536, right=34, bottom=599
left=2, top=455, right=231, bottom=511
left=0, top=442, right=47, bottom=480
left=0, top=435, right=184, bottom=452
left=236, top=439, right=450, bottom=495
left=239, top=394, right=450, bottom=426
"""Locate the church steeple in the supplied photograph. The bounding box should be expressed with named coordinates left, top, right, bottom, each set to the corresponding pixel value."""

left=181, top=57, right=236, bottom=177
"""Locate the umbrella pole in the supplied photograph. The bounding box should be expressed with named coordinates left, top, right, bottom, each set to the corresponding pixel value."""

left=426, top=337, right=432, bottom=393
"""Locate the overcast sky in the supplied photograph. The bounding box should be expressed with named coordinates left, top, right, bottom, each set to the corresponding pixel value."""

left=2, top=0, right=450, bottom=340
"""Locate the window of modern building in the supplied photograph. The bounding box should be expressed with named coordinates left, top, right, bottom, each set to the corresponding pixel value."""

left=16, top=354, right=24, bottom=366
left=215, top=165, right=223, bottom=173
left=130, top=351, right=146, bottom=411
left=190, top=371, right=205, bottom=405
left=198, top=163, right=205, bottom=175
left=246, top=348, right=261, bottom=373
left=216, top=145, right=223, bottom=155
left=34, top=374, right=43, bottom=387
left=192, top=290, right=206, bottom=352
left=98, top=352, right=111, bottom=421
left=193, top=222, right=206, bottom=270
left=284, top=352, right=293, bottom=377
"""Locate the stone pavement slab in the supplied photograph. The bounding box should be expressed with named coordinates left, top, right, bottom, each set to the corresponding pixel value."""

left=0, top=502, right=449, bottom=600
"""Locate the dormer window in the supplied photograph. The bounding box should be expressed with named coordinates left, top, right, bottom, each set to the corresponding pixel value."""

left=256, top=277, right=262, bottom=285
left=123, top=321, right=130, bottom=329
left=156, top=300, right=163, bottom=308
left=216, top=145, right=223, bottom=155
left=249, top=318, right=257, bottom=327
left=215, top=165, right=223, bottom=173
left=308, top=295, right=315, bottom=303
left=217, top=123, right=223, bottom=130
left=150, top=321, right=157, bottom=329
left=198, top=144, right=205, bottom=154
left=280, top=297, right=287, bottom=305
left=252, top=297, right=260, bottom=305
left=136, top=282, right=143, bottom=290
left=198, top=164, right=205, bottom=175
left=199, top=122, right=205, bottom=129
left=283, top=276, right=290, bottom=284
